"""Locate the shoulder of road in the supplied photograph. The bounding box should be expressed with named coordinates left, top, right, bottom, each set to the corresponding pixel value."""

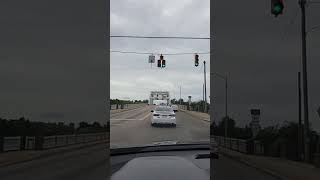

left=219, top=147, right=320, bottom=180
left=110, top=104, right=147, bottom=114
left=179, top=108, right=210, bottom=122
left=0, top=139, right=108, bottom=168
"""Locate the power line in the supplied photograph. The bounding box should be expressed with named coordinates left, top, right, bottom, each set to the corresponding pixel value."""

left=110, top=50, right=211, bottom=55
left=110, top=50, right=151, bottom=55
left=308, top=0, right=320, bottom=4
left=110, top=35, right=210, bottom=40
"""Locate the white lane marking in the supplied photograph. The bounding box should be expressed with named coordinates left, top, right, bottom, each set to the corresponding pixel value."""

left=111, top=119, right=139, bottom=121
left=110, top=106, right=148, bottom=117
left=140, top=113, right=151, bottom=121
left=111, top=111, right=151, bottom=121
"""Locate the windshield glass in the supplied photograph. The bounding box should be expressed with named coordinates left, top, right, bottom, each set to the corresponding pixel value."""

left=110, top=0, right=210, bottom=149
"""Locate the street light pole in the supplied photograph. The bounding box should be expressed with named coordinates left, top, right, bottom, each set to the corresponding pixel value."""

left=299, top=0, right=310, bottom=162
left=211, top=72, right=228, bottom=138
left=225, top=75, right=228, bottom=138
left=180, top=86, right=182, bottom=105
left=204, top=61, right=207, bottom=113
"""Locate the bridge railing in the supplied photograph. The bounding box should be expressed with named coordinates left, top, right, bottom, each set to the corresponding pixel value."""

left=0, top=132, right=108, bottom=152
left=212, top=135, right=263, bottom=155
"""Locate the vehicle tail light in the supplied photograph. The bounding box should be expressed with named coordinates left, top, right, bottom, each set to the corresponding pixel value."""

left=153, top=114, right=160, bottom=116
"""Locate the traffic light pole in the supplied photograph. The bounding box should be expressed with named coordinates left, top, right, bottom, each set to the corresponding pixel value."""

left=299, top=0, right=310, bottom=162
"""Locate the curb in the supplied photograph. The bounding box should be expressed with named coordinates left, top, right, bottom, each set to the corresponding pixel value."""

left=179, top=109, right=210, bottom=122
left=0, top=140, right=108, bottom=168
left=219, top=148, right=288, bottom=180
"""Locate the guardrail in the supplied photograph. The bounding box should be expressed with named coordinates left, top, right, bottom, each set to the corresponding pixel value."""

left=177, top=105, right=187, bottom=110
left=0, top=132, right=108, bottom=152
left=213, top=135, right=264, bottom=155
left=177, top=104, right=209, bottom=113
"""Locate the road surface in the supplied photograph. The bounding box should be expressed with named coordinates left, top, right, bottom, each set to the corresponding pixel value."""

left=212, top=155, right=278, bottom=180
left=0, top=106, right=277, bottom=180
left=110, top=105, right=210, bottom=148
left=111, top=105, right=277, bottom=179
left=0, top=143, right=108, bottom=180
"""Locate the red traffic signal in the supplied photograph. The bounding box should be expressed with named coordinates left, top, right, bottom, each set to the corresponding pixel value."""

left=195, top=54, right=199, bottom=67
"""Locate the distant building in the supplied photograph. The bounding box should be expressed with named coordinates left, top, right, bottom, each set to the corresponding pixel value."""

left=149, top=91, right=170, bottom=105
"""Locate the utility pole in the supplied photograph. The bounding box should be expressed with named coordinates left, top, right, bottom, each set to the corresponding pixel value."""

left=204, top=61, right=207, bottom=113
left=298, top=72, right=303, bottom=160
left=299, top=0, right=310, bottom=162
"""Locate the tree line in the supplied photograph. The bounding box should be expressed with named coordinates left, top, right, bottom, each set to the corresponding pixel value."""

left=212, top=117, right=319, bottom=160
left=0, top=117, right=108, bottom=136
left=110, top=99, right=148, bottom=105
left=171, top=99, right=210, bottom=112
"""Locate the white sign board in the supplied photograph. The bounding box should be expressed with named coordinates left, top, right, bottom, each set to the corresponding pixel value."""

left=149, top=55, right=155, bottom=63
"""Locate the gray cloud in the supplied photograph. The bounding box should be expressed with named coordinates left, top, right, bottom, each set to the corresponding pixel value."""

left=0, top=0, right=106, bottom=124
left=213, top=0, right=320, bottom=131
left=111, top=0, right=210, bottom=103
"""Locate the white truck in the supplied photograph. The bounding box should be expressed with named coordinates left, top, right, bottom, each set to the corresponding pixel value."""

left=152, top=100, right=169, bottom=106
left=149, top=91, right=170, bottom=105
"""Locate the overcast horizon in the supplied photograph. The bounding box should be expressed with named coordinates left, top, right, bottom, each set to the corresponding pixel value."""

left=110, top=0, right=210, bottom=103
left=0, top=0, right=106, bottom=124
left=1, top=0, right=319, bottom=131
left=213, top=0, right=320, bottom=131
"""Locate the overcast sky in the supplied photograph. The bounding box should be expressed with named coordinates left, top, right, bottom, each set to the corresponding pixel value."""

left=110, top=0, right=210, bottom=102
left=1, top=0, right=319, bottom=131
left=0, top=0, right=106, bottom=125
left=213, top=0, right=320, bottom=131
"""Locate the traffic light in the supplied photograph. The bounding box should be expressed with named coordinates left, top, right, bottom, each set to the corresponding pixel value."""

left=271, top=0, right=284, bottom=17
left=158, top=54, right=166, bottom=68
left=162, top=60, right=166, bottom=67
left=195, top=54, right=199, bottom=67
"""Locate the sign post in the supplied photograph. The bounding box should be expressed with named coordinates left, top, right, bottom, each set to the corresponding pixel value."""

left=250, top=109, right=261, bottom=138
left=149, top=54, right=155, bottom=68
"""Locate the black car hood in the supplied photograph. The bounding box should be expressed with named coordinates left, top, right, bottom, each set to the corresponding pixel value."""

left=111, top=155, right=209, bottom=180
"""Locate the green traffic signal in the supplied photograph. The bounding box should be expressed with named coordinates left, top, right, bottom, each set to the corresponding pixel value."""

left=273, top=4, right=283, bottom=15
left=274, top=5, right=282, bottom=13
left=271, top=0, right=284, bottom=17
left=161, top=60, right=166, bottom=67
